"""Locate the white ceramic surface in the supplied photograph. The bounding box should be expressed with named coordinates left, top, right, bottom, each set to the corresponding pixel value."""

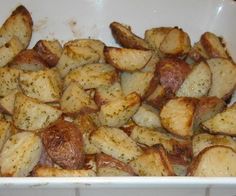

left=0, top=0, right=236, bottom=188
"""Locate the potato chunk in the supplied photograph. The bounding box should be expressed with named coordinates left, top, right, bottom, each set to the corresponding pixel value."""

left=0, top=120, right=11, bottom=151
left=0, top=132, right=42, bottom=176
left=0, top=89, right=19, bottom=114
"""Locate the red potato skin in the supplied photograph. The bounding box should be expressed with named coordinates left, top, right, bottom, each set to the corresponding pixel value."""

left=42, top=120, right=84, bottom=169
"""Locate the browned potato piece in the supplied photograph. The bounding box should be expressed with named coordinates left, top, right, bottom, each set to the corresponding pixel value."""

left=0, top=5, right=33, bottom=49
left=192, top=133, right=236, bottom=157
left=104, top=46, right=153, bottom=71
left=33, top=39, right=62, bottom=67
left=141, top=52, right=159, bottom=73
left=96, top=153, right=135, bottom=176
left=160, top=97, right=198, bottom=137
left=8, top=49, right=48, bottom=71
left=187, top=146, right=236, bottom=176
left=194, top=97, right=225, bottom=131
left=188, top=41, right=209, bottom=62
left=129, top=146, right=175, bottom=176
left=0, top=120, right=11, bottom=151
left=110, top=22, right=149, bottom=50
left=0, top=89, right=19, bottom=114
left=200, top=32, right=228, bottom=59
left=207, top=58, right=236, bottom=99
left=159, top=27, right=191, bottom=57
left=202, top=103, right=236, bottom=136
left=157, top=58, right=191, bottom=95
left=42, top=120, right=84, bottom=169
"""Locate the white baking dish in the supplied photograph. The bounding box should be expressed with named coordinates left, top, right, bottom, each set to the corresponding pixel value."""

left=0, top=0, right=236, bottom=188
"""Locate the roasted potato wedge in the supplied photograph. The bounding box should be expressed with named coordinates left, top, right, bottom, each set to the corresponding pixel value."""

left=64, top=63, right=118, bottom=89
left=207, top=58, right=236, bottom=99
left=99, top=92, right=141, bottom=127
left=188, top=41, right=209, bottom=62
left=140, top=52, right=159, bottom=73
left=176, top=61, right=212, bottom=97
left=0, top=120, right=11, bottom=151
left=0, top=132, right=42, bottom=177
left=104, top=47, right=153, bottom=71
left=129, top=146, right=175, bottom=176
left=33, top=39, right=62, bottom=67
left=8, top=49, right=48, bottom=71
left=34, top=167, right=95, bottom=177
left=96, top=153, right=135, bottom=176
left=61, top=82, right=98, bottom=115
left=110, top=21, right=149, bottom=50
left=188, top=146, right=236, bottom=176
left=0, top=89, right=19, bottom=114
left=0, top=5, right=33, bottom=49
left=90, top=126, right=143, bottom=163
left=160, top=97, right=198, bottom=137
left=13, top=93, right=62, bottom=131
left=192, top=133, right=236, bottom=157
left=202, top=103, right=236, bottom=136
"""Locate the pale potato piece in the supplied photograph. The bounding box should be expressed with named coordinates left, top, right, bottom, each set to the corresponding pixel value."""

left=8, top=49, right=48, bottom=71
left=207, top=58, right=236, bottom=99
left=110, top=21, right=149, bottom=50
left=160, top=98, right=197, bottom=137
left=33, top=39, right=62, bottom=67
left=188, top=146, right=236, bottom=176
left=65, top=39, right=105, bottom=63
left=121, top=71, right=158, bottom=98
left=0, top=120, right=11, bottom=151
left=34, top=167, right=95, bottom=177
left=176, top=61, right=212, bottom=97
left=129, top=147, right=175, bottom=176
left=104, top=47, right=153, bottom=71
left=188, top=41, right=209, bottom=62
left=160, top=28, right=191, bottom=56
left=132, top=104, right=161, bottom=129
left=0, top=67, right=21, bottom=97
left=64, top=63, right=118, bottom=89
left=61, top=82, right=98, bottom=115
left=56, top=44, right=100, bottom=77
left=192, top=133, right=236, bottom=157
left=99, top=92, right=141, bottom=127
left=0, top=5, right=33, bottom=49
left=0, top=132, right=42, bottom=177
left=140, top=52, right=159, bottom=73
left=90, top=126, right=143, bottom=163
left=13, top=93, right=62, bottom=131
left=201, top=32, right=228, bottom=58
left=202, top=103, right=236, bottom=136
left=0, top=36, right=24, bottom=67
left=94, top=82, right=123, bottom=107
left=0, top=89, right=19, bottom=114
left=19, top=69, right=62, bottom=102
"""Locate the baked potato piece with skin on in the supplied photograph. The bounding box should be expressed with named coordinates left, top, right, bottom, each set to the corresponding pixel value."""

left=33, top=166, right=96, bottom=177
left=99, top=92, right=141, bottom=127
left=104, top=47, right=153, bottom=71
left=64, top=63, right=118, bottom=89
left=188, top=41, right=209, bottom=62
left=200, top=32, right=229, bottom=59
left=33, top=39, right=62, bottom=67
left=192, top=133, right=236, bottom=157
left=160, top=97, right=198, bottom=137
left=90, top=126, right=143, bottom=163
left=0, top=36, right=24, bottom=67
left=110, top=22, right=149, bottom=50
left=159, top=27, right=191, bottom=57
left=65, top=39, right=106, bottom=63
left=0, top=5, right=33, bottom=49
left=41, top=120, right=84, bottom=169
left=207, top=58, right=236, bottom=100
left=0, top=67, right=21, bottom=97
left=13, top=93, right=62, bottom=131
left=8, top=49, right=48, bottom=71
left=0, top=132, right=42, bottom=177
left=0, top=89, right=19, bottom=115
left=187, top=146, right=236, bottom=177
left=193, top=96, right=225, bottom=131
left=84, top=154, right=97, bottom=172
left=129, top=145, right=175, bottom=176
left=60, top=82, right=98, bottom=115
left=157, top=58, right=191, bottom=96
left=0, top=120, right=11, bottom=151
left=96, top=153, right=135, bottom=176
left=202, top=103, right=236, bottom=136
left=140, top=52, right=159, bottom=73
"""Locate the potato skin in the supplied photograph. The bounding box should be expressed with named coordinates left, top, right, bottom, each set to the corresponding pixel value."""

left=42, top=120, right=84, bottom=169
